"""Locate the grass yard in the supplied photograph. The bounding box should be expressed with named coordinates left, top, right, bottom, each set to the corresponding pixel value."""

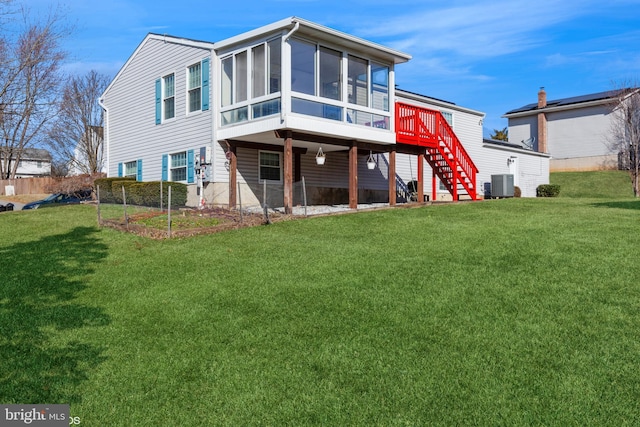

left=1, top=174, right=640, bottom=425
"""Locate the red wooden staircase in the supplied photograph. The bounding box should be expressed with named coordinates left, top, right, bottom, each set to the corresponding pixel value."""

left=395, top=102, right=478, bottom=201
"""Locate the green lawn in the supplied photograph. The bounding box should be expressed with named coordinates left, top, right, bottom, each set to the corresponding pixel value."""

left=1, top=182, right=640, bottom=425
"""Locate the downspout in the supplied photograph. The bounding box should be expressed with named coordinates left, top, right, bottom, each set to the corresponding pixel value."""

left=98, top=97, right=109, bottom=177
left=280, top=20, right=300, bottom=123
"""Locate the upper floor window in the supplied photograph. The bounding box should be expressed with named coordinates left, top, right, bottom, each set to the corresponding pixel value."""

left=290, top=40, right=342, bottom=102
left=163, top=73, right=175, bottom=120
left=221, top=39, right=281, bottom=125
left=348, top=55, right=368, bottom=107
left=188, top=63, right=202, bottom=113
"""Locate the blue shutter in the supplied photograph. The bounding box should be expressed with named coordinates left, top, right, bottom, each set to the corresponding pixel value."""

left=161, top=154, right=168, bottom=181
left=155, top=78, right=161, bottom=124
left=202, top=58, right=210, bottom=111
left=118, top=162, right=123, bottom=177
left=136, top=159, right=143, bottom=181
left=187, top=150, right=195, bottom=183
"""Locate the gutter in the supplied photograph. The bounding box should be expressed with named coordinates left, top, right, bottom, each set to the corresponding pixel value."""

left=280, top=20, right=300, bottom=123
left=98, top=97, right=109, bottom=177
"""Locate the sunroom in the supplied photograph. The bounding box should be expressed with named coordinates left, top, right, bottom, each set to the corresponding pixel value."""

left=214, top=17, right=412, bottom=212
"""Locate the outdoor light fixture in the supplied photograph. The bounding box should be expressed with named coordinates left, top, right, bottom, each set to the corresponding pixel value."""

left=316, top=147, right=326, bottom=165
left=366, top=151, right=376, bottom=169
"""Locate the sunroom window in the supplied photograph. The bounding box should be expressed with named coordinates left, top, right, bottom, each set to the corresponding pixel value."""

left=221, top=38, right=282, bottom=125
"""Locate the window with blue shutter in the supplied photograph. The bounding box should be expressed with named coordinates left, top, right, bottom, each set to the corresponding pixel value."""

left=161, top=154, right=168, bottom=181
left=202, top=58, right=210, bottom=111
left=155, top=79, right=161, bottom=124
left=187, top=150, right=195, bottom=183
left=118, top=162, right=123, bottom=177
left=137, top=159, right=143, bottom=181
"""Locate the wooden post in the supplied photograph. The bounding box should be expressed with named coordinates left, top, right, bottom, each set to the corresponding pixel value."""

left=417, top=152, right=425, bottom=202
left=167, top=186, right=172, bottom=238
left=121, top=185, right=128, bottom=230
left=96, top=185, right=101, bottom=226
left=283, top=131, right=293, bottom=214
left=388, top=149, right=396, bottom=206
left=228, top=145, right=237, bottom=209
left=349, top=142, right=358, bottom=209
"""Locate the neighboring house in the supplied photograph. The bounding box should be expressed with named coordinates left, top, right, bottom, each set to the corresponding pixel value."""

left=68, top=126, right=106, bottom=176
left=102, top=17, right=548, bottom=209
left=504, top=88, right=625, bottom=172
left=1, top=148, right=52, bottom=178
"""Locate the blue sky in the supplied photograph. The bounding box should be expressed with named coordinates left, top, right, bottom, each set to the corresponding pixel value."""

left=24, top=0, right=640, bottom=135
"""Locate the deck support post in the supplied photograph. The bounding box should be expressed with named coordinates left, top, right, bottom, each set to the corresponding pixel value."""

left=349, top=142, right=358, bottom=209
left=283, top=130, right=293, bottom=214
left=388, top=148, right=396, bottom=206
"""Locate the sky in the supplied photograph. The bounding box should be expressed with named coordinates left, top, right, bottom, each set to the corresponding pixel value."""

left=18, top=0, right=640, bottom=135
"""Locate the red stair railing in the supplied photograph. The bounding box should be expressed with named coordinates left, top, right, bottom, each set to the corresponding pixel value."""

left=395, top=102, right=478, bottom=200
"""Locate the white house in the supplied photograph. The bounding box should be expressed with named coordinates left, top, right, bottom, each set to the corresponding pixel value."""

left=504, top=88, right=624, bottom=172
left=101, top=17, right=548, bottom=209
left=0, top=148, right=52, bottom=178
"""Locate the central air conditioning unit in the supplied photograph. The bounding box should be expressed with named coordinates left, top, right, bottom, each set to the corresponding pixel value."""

left=491, top=174, right=514, bottom=198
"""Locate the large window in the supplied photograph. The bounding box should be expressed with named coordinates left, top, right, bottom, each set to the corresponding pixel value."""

left=163, top=73, right=175, bottom=120
left=188, top=62, right=202, bottom=113
left=259, top=151, right=281, bottom=182
left=320, top=47, right=341, bottom=100
left=170, top=152, right=187, bottom=182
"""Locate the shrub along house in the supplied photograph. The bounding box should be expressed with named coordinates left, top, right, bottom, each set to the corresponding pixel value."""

left=102, top=17, right=530, bottom=210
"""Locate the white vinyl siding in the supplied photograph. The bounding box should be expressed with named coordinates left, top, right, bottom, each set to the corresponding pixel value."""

left=103, top=36, right=212, bottom=181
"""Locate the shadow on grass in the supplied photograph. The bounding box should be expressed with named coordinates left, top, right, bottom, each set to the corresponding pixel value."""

left=0, top=226, right=110, bottom=404
left=591, top=200, right=640, bottom=210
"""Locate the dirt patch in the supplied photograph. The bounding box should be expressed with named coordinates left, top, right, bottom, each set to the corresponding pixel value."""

left=100, top=206, right=292, bottom=239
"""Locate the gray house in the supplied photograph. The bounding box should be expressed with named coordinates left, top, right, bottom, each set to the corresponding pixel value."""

left=101, top=17, right=548, bottom=208
left=504, top=88, right=622, bottom=172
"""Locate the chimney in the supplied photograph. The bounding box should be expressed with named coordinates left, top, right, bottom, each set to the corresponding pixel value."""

left=537, top=87, right=547, bottom=153
left=538, top=86, right=547, bottom=108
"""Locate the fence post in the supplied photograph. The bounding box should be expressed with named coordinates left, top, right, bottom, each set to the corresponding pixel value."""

left=302, top=176, right=307, bottom=217
left=160, top=181, right=163, bottom=212
left=238, top=181, right=243, bottom=223
left=122, top=185, right=129, bottom=230
left=97, top=185, right=101, bottom=226
left=167, top=186, right=172, bottom=238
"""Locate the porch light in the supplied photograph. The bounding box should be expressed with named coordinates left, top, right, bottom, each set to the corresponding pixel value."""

left=316, top=147, right=326, bottom=165
left=366, top=151, right=376, bottom=170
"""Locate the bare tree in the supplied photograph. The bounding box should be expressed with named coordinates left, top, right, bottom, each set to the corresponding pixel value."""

left=608, top=84, right=640, bottom=197
left=0, top=5, right=68, bottom=179
left=48, top=70, right=110, bottom=175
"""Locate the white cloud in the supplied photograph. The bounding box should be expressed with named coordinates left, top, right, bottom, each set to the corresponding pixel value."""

left=357, top=0, right=597, bottom=58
